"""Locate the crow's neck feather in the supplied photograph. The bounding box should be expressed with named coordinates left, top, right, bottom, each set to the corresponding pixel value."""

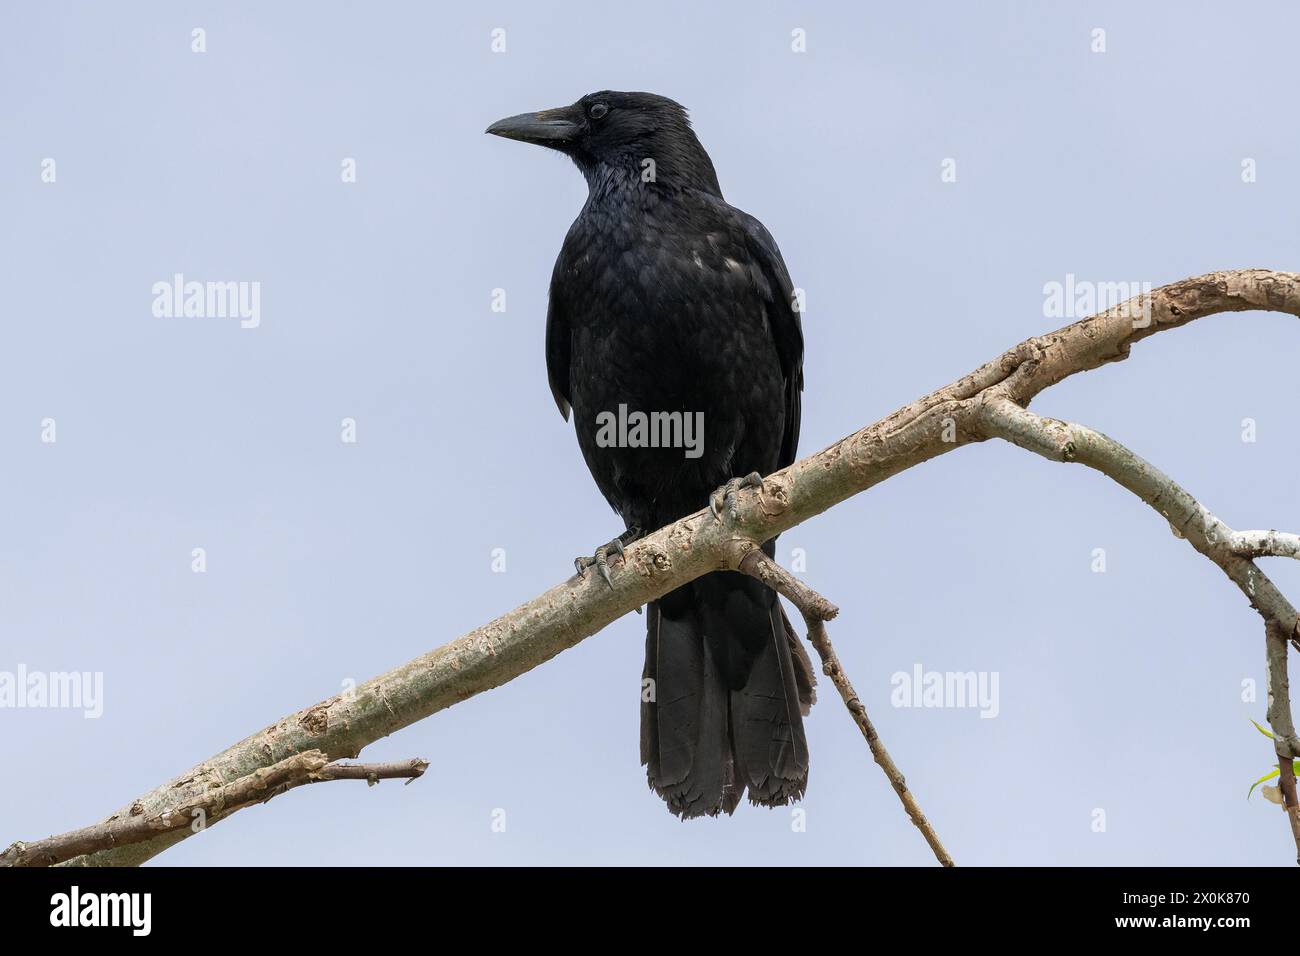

left=574, top=137, right=723, bottom=200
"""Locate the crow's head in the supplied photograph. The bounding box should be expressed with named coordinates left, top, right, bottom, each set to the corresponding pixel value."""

left=487, top=91, right=721, bottom=194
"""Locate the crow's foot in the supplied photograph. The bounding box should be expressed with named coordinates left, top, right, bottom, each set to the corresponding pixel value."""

left=710, top=472, right=763, bottom=523
left=574, top=526, right=643, bottom=591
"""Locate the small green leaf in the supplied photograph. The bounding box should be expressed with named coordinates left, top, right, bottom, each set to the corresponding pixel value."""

left=1248, top=769, right=1280, bottom=799
left=1251, top=719, right=1275, bottom=740
left=1247, top=761, right=1300, bottom=799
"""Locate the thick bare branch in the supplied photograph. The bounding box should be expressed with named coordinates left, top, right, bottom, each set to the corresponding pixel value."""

left=10, top=268, right=1296, bottom=868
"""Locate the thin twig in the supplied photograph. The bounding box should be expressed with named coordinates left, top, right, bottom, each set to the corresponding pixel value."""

left=738, top=548, right=954, bottom=867
left=1266, top=621, right=1300, bottom=863
left=1232, top=530, right=1300, bottom=561
left=313, top=758, right=430, bottom=785
left=737, top=548, right=839, bottom=621
left=806, top=618, right=955, bottom=867
left=1278, top=758, right=1300, bottom=866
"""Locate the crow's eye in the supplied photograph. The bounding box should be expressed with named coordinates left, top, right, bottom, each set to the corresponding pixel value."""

left=588, top=103, right=609, bottom=120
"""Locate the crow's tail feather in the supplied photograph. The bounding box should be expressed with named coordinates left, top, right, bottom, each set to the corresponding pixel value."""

left=641, top=574, right=815, bottom=818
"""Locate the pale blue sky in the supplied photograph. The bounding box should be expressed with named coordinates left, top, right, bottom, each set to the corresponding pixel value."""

left=2, top=0, right=1298, bottom=865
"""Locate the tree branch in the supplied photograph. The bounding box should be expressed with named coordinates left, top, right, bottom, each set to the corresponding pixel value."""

left=976, top=398, right=1300, bottom=647
left=8, top=268, right=1297, bottom=867
left=1231, top=530, right=1300, bottom=561
left=0, top=752, right=427, bottom=868
left=735, top=548, right=954, bottom=865
left=977, top=397, right=1300, bottom=860
left=1266, top=621, right=1300, bottom=863
left=804, top=618, right=955, bottom=867
left=313, top=758, right=430, bottom=785
left=737, top=548, right=839, bottom=622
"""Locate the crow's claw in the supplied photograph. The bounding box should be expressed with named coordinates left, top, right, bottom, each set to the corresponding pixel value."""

left=709, top=472, right=764, bottom=523
left=574, top=547, right=615, bottom=590
left=574, top=526, right=643, bottom=592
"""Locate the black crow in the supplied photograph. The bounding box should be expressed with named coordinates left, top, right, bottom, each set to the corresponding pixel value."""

left=488, top=91, right=814, bottom=817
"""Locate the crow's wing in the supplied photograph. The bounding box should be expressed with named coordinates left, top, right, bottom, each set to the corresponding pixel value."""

left=544, top=284, right=571, bottom=421
left=727, top=204, right=804, bottom=468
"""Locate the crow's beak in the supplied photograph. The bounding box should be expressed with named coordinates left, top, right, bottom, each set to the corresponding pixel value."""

left=486, top=107, right=583, bottom=148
